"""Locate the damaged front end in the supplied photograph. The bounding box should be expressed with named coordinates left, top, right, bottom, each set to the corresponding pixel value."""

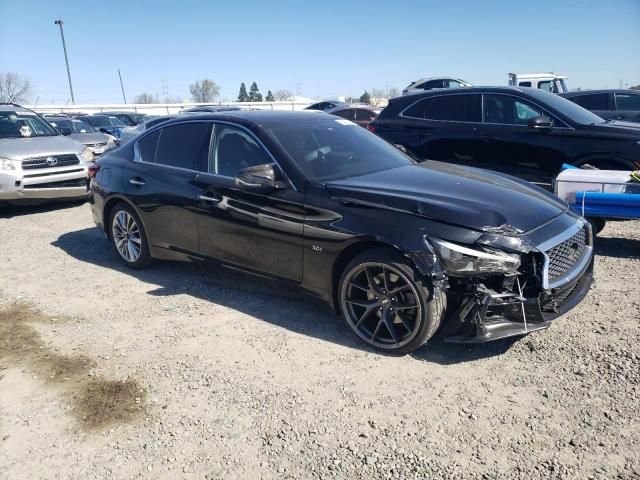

left=428, top=219, right=594, bottom=343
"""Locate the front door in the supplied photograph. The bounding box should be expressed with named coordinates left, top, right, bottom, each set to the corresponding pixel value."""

left=194, top=122, right=305, bottom=282
left=476, top=93, right=566, bottom=187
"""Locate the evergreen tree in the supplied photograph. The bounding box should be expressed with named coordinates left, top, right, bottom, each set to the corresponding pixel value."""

left=249, top=82, right=262, bottom=102
left=359, top=91, right=371, bottom=105
left=237, top=82, right=249, bottom=102
left=265, top=90, right=275, bottom=102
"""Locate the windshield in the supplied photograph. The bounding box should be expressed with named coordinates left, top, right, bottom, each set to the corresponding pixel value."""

left=0, top=111, right=59, bottom=138
left=71, top=119, right=96, bottom=133
left=267, top=117, right=415, bottom=182
left=529, top=89, right=605, bottom=125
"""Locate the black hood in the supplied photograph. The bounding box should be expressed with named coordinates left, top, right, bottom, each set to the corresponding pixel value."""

left=325, top=162, right=568, bottom=233
left=586, top=120, right=640, bottom=136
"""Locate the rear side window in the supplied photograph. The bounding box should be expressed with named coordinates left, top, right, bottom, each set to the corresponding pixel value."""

left=355, top=109, right=375, bottom=121
left=404, top=94, right=481, bottom=122
left=136, top=130, right=160, bottom=163
left=333, top=109, right=354, bottom=120
left=571, top=93, right=608, bottom=110
left=615, top=93, right=640, bottom=111
left=155, top=122, right=213, bottom=171
left=519, top=81, right=532, bottom=87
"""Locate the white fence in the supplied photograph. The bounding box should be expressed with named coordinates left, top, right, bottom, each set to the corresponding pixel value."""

left=26, top=101, right=314, bottom=116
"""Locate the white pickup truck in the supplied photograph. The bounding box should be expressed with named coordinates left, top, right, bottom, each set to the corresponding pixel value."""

left=508, top=73, right=569, bottom=93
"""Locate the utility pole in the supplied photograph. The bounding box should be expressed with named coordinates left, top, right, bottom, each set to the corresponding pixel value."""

left=118, top=68, right=127, bottom=103
left=54, top=20, right=75, bottom=104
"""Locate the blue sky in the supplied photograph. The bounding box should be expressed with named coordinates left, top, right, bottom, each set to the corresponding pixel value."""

left=1, top=0, right=639, bottom=104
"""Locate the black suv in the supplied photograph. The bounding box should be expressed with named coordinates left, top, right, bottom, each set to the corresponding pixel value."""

left=560, top=89, right=640, bottom=124
left=371, top=87, right=640, bottom=187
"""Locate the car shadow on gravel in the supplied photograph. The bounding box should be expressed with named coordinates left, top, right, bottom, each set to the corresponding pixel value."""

left=53, top=227, right=520, bottom=364
left=0, top=200, right=86, bottom=219
left=593, top=235, right=640, bottom=259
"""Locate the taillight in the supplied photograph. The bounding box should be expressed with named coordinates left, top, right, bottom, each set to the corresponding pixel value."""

left=366, top=125, right=376, bottom=133
left=88, top=162, right=100, bottom=178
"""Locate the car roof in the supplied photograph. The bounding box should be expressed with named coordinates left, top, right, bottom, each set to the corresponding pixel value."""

left=409, top=77, right=467, bottom=85
left=156, top=110, right=342, bottom=129
left=561, top=89, right=639, bottom=96
left=102, top=110, right=144, bottom=115
left=325, top=105, right=377, bottom=113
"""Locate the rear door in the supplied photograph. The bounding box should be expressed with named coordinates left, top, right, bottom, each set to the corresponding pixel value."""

left=125, top=121, right=212, bottom=254
left=614, top=92, right=640, bottom=123
left=194, top=122, right=305, bottom=282
left=401, top=93, right=483, bottom=166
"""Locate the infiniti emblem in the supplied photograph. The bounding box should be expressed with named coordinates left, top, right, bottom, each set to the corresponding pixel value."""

left=46, top=156, right=58, bottom=167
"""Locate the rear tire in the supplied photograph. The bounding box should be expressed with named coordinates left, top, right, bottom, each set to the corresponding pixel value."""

left=338, top=248, right=445, bottom=354
left=108, top=202, right=152, bottom=269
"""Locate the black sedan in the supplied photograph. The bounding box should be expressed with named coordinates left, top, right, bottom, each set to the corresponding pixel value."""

left=560, top=89, right=640, bottom=124
left=90, top=111, right=593, bottom=353
left=370, top=87, right=640, bottom=188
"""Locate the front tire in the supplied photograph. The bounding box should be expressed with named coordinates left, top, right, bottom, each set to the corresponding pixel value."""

left=338, top=248, right=445, bottom=354
left=109, top=202, right=152, bottom=269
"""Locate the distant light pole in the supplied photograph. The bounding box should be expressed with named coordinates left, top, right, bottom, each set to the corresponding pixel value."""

left=54, top=19, right=75, bottom=104
left=118, top=68, right=127, bottom=103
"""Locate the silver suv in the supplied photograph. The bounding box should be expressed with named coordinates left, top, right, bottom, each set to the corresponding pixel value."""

left=402, top=77, right=472, bottom=96
left=0, top=104, right=93, bottom=205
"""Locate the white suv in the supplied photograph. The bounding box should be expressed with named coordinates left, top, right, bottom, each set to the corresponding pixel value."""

left=0, top=104, right=93, bottom=205
left=402, top=77, right=472, bottom=96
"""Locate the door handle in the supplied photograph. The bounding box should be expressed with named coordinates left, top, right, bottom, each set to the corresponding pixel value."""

left=198, top=193, right=221, bottom=203
left=614, top=115, right=625, bottom=120
left=128, top=177, right=145, bottom=186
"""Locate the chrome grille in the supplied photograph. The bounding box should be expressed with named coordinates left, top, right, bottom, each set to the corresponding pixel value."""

left=545, top=227, right=587, bottom=281
left=21, top=154, right=80, bottom=170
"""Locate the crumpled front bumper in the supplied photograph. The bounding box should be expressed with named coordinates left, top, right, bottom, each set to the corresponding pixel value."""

left=445, top=257, right=593, bottom=343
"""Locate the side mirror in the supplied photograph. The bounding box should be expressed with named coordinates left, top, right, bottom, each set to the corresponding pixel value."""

left=528, top=116, right=552, bottom=131
left=99, top=128, right=110, bottom=134
left=59, top=127, right=72, bottom=136
left=235, top=163, right=281, bottom=192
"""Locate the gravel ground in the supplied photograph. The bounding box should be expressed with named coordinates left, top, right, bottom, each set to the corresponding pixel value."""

left=0, top=202, right=638, bottom=480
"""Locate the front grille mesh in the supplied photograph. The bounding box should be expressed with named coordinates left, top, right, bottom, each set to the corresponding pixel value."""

left=546, top=227, right=587, bottom=281
left=21, top=154, right=80, bottom=170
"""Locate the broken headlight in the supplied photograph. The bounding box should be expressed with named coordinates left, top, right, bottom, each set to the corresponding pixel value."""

left=429, top=238, right=521, bottom=275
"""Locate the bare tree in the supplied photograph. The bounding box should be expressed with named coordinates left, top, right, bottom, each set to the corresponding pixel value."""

left=273, top=89, right=293, bottom=101
left=133, top=93, right=156, bottom=104
left=387, top=87, right=400, bottom=98
left=370, top=88, right=387, bottom=106
left=189, top=78, right=220, bottom=103
left=0, top=72, right=33, bottom=103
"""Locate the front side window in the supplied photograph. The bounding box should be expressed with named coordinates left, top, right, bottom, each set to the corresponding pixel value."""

left=0, top=111, right=59, bottom=138
left=267, top=117, right=414, bottom=182
left=483, top=94, right=542, bottom=125
left=572, top=93, right=609, bottom=110
left=155, top=122, right=212, bottom=170
left=211, top=124, right=272, bottom=177
left=615, top=93, right=640, bottom=111
left=538, top=81, right=554, bottom=92
left=446, top=80, right=463, bottom=88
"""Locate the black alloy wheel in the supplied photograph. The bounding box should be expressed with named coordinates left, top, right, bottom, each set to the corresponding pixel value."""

left=339, top=249, right=445, bottom=353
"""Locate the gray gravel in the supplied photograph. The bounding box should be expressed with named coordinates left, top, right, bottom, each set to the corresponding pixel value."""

left=0, top=202, right=638, bottom=479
